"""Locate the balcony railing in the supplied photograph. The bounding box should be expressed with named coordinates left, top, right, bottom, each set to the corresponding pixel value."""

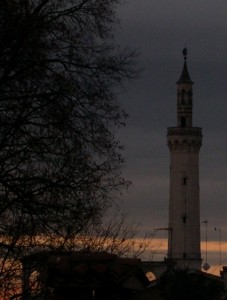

left=167, top=127, right=202, bottom=136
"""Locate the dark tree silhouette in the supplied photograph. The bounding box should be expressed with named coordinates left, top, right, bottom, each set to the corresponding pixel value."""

left=0, top=0, right=136, bottom=297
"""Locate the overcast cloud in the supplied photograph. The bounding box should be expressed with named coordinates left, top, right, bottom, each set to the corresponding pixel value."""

left=115, top=0, right=227, bottom=268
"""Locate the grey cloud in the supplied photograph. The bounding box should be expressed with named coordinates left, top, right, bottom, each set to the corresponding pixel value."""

left=116, top=0, right=227, bottom=261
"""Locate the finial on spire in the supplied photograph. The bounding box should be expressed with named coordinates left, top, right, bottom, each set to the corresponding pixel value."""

left=177, top=47, right=193, bottom=84
left=183, top=47, right=187, bottom=61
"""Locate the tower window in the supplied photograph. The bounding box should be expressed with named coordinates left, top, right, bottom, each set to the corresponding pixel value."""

left=181, top=117, right=186, bottom=127
left=181, top=89, right=185, bottom=103
left=182, top=177, right=187, bottom=185
left=187, top=90, right=192, bottom=104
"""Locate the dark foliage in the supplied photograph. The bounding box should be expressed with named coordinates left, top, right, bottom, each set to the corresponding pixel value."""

left=0, top=0, right=136, bottom=297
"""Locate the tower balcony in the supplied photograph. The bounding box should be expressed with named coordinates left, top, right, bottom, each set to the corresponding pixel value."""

left=167, top=127, right=202, bottom=137
left=167, top=127, right=202, bottom=152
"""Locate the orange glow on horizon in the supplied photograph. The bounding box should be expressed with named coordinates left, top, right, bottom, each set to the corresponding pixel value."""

left=137, top=237, right=227, bottom=276
left=142, top=237, right=227, bottom=254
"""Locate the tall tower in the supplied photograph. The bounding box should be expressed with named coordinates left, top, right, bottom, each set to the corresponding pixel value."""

left=167, top=49, right=202, bottom=270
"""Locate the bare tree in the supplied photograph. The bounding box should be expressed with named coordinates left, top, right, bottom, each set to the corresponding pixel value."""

left=0, top=0, right=137, bottom=298
left=64, top=207, right=154, bottom=258
left=1, top=208, right=154, bottom=299
left=17, top=208, right=153, bottom=300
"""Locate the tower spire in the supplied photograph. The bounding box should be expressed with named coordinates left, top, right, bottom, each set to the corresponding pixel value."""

left=177, top=48, right=193, bottom=84
left=176, top=49, right=193, bottom=128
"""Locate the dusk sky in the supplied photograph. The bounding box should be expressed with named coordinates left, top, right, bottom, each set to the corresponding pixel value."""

left=115, top=0, right=227, bottom=273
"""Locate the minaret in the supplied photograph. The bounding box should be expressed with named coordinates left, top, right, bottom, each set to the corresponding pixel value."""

left=167, top=49, right=202, bottom=270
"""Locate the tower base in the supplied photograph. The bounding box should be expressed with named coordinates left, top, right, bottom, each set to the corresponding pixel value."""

left=166, top=257, right=202, bottom=271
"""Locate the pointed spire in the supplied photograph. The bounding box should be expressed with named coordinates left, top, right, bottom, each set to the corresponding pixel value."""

left=177, top=47, right=193, bottom=84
